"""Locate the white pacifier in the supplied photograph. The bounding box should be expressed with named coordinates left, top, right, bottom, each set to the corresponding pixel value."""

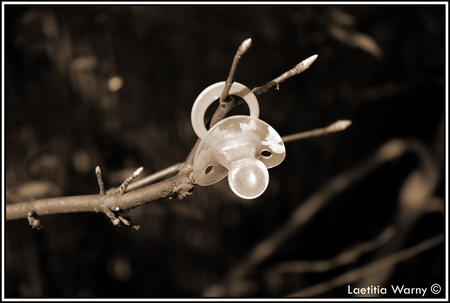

left=191, top=82, right=286, bottom=199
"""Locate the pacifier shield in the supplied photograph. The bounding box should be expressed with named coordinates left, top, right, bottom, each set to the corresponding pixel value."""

left=193, top=115, right=286, bottom=188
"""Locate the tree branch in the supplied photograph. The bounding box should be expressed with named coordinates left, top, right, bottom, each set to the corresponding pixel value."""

left=219, top=38, right=252, bottom=105
left=281, top=120, right=352, bottom=143
left=252, top=54, right=318, bottom=97
left=287, top=233, right=444, bottom=297
left=6, top=41, right=324, bottom=226
left=268, top=225, right=395, bottom=276
left=5, top=166, right=193, bottom=223
left=208, top=54, right=319, bottom=129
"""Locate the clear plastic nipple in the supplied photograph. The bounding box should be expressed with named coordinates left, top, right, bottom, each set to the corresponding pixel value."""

left=216, top=143, right=269, bottom=199
left=227, top=158, right=269, bottom=199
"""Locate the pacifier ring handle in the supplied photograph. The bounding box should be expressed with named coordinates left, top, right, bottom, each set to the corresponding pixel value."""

left=191, top=81, right=260, bottom=139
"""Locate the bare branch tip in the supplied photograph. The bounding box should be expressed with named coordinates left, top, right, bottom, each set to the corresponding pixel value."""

left=239, top=38, right=252, bottom=54
left=96, top=165, right=105, bottom=195
left=301, top=54, right=319, bottom=69
left=327, top=120, right=352, bottom=133
left=134, top=167, right=144, bottom=177
left=117, top=167, right=144, bottom=194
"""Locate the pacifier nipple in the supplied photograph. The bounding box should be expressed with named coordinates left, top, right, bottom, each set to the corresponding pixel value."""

left=217, top=144, right=269, bottom=199
left=227, top=158, right=269, bottom=199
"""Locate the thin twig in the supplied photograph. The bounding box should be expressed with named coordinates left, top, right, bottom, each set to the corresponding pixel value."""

left=210, top=54, right=319, bottom=125
left=282, top=120, right=352, bottom=143
left=125, top=162, right=183, bottom=192
left=287, top=233, right=444, bottom=297
left=252, top=54, right=318, bottom=97
left=117, top=167, right=144, bottom=194
left=219, top=38, right=252, bottom=104
left=265, top=226, right=395, bottom=294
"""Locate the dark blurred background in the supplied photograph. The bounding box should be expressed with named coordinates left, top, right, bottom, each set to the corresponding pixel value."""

left=4, top=4, right=446, bottom=298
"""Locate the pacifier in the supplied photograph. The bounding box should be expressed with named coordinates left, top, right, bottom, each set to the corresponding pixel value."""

left=191, top=82, right=286, bottom=199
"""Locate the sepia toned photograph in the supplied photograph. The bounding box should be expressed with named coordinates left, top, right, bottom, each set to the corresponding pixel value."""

left=3, top=2, right=447, bottom=300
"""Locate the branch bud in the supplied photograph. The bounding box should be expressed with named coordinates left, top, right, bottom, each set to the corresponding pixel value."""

left=326, top=120, right=352, bottom=133
left=238, top=38, right=252, bottom=55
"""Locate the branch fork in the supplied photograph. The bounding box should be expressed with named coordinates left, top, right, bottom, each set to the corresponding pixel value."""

left=96, top=166, right=143, bottom=229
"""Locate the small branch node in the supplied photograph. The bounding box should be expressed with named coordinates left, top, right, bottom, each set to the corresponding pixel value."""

left=96, top=166, right=105, bottom=196
left=27, top=211, right=43, bottom=230
left=103, top=206, right=138, bottom=229
left=117, top=167, right=144, bottom=194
